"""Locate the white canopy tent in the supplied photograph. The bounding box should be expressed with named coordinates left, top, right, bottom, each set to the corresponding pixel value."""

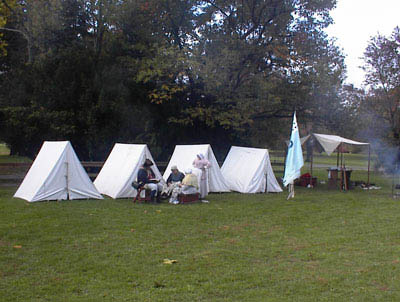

left=94, top=143, right=164, bottom=199
left=301, top=133, right=369, bottom=156
left=301, top=133, right=371, bottom=186
left=221, top=146, right=282, bottom=193
left=14, top=141, right=103, bottom=202
left=163, top=144, right=230, bottom=194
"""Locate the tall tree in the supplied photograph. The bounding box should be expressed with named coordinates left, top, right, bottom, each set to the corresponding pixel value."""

left=0, top=0, right=347, bottom=159
left=0, top=0, right=20, bottom=56
left=165, top=0, right=344, bottom=144
left=362, top=27, right=400, bottom=144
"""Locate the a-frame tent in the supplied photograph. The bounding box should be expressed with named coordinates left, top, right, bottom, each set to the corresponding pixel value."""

left=221, top=146, right=282, bottom=193
left=94, top=143, right=164, bottom=199
left=163, top=144, right=230, bottom=194
left=14, top=141, right=103, bottom=202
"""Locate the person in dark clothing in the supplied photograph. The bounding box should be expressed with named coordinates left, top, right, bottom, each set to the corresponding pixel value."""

left=136, top=159, right=162, bottom=202
left=161, top=165, right=185, bottom=197
left=166, top=165, right=185, bottom=185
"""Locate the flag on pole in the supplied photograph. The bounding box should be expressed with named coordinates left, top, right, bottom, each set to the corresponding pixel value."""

left=283, top=112, right=304, bottom=188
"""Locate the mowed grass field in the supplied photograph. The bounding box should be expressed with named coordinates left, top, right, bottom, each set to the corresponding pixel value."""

left=1, top=166, right=400, bottom=301
left=0, top=143, right=32, bottom=164
left=0, top=144, right=9, bottom=156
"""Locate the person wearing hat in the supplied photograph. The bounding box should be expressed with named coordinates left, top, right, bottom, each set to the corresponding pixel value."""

left=137, top=159, right=162, bottom=202
left=192, top=153, right=211, bottom=198
left=169, top=168, right=199, bottom=204
left=166, top=165, right=185, bottom=185
left=161, top=165, right=185, bottom=197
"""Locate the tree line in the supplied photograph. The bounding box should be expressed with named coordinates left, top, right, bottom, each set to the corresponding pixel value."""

left=0, top=1, right=397, bottom=161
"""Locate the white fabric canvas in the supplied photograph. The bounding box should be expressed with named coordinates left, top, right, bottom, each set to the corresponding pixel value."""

left=302, top=133, right=369, bottom=155
left=94, top=143, right=164, bottom=199
left=163, top=144, right=230, bottom=193
left=14, top=141, right=103, bottom=202
left=221, top=146, right=282, bottom=193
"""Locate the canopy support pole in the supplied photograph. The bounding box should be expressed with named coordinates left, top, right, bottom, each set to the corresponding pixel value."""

left=392, top=170, right=395, bottom=197
left=340, top=144, right=344, bottom=191
left=336, top=147, right=340, bottom=168
left=367, top=145, right=371, bottom=187
left=340, top=146, right=343, bottom=168
left=309, top=136, right=313, bottom=187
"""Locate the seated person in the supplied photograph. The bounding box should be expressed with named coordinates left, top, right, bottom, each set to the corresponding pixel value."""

left=162, top=165, right=185, bottom=196
left=167, top=165, right=185, bottom=184
left=169, top=168, right=199, bottom=204
left=137, top=159, right=163, bottom=202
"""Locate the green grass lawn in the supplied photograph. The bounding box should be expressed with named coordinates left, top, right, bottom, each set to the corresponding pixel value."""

left=0, top=143, right=32, bottom=164
left=1, top=170, right=400, bottom=301
left=0, top=143, right=10, bottom=156
left=0, top=156, right=32, bottom=165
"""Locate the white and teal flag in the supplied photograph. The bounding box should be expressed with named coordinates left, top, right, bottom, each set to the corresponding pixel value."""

left=283, top=112, right=304, bottom=187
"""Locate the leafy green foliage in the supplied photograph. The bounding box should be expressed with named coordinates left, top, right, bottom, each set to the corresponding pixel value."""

left=0, top=0, right=348, bottom=159
left=361, top=27, right=400, bottom=146
left=0, top=0, right=18, bottom=56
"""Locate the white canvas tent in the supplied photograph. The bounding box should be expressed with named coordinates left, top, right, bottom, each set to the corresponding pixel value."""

left=94, top=143, right=164, bottom=199
left=14, top=141, right=103, bottom=202
left=221, top=146, right=282, bottom=193
left=163, top=144, right=230, bottom=194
